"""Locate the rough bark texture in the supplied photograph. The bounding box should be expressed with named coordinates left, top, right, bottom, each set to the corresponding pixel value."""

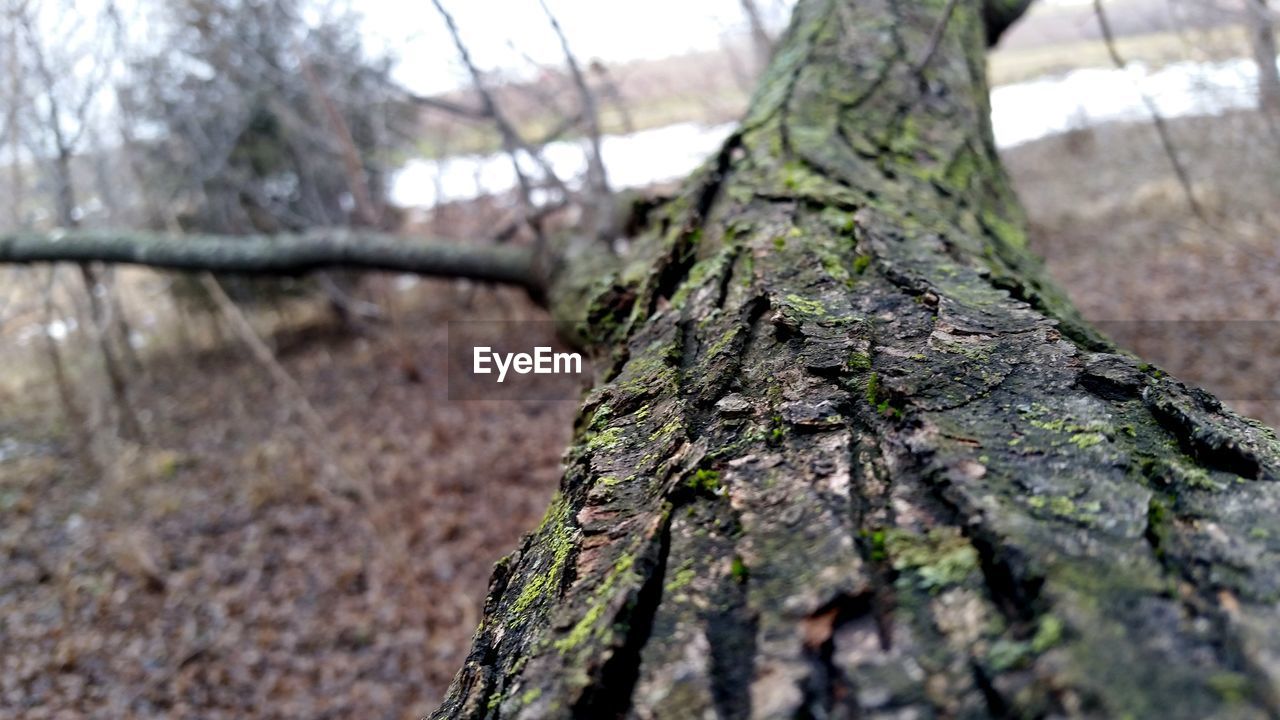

left=434, top=1, right=1280, bottom=718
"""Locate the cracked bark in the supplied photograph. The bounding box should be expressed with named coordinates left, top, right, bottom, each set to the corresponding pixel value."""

left=434, top=1, right=1280, bottom=718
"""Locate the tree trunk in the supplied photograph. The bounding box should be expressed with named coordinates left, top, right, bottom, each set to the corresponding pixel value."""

left=434, top=1, right=1280, bottom=718
left=1247, top=0, right=1280, bottom=118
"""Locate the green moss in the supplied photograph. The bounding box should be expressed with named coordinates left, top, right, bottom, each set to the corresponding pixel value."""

left=1031, top=614, right=1064, bottom=653
left=669, top=257, right=714, bottom=308
left=987, top=638, right=1030, bottom=672
left=768, top=414, right=786, bottom=444
left=649, top=419, right=684, bottom=441
left=1070, top=432, right=1106, bottom=449
left=815, top=246, right=853, bottom=287
left=1147, top=457, right=1222, bottom=491
left=1027, top=415, right=1112, bottom=450
left=865, top=373, right=882, bottom=407
left=520, top=688, right=543, bottom=705
left=508, top=494, right=576, bottom=622
left=780, top=160, right=833, bottom=195
left=934, top=336, right=993, bottom=362
left=731, top=556, right=750, bottom=583
left=1146, top=496, right=1171, bottom=559
left=847, top=351, right=871, bottom=371
left=885, top=527, right=979, bottom=591
left=1029, top=495, right=1102, bottom=523
left=554, top=552, right=637, bottom=653
left=852, top=254, right=872, bottom=274
left=783, top=293, right=829, bottom=317
left=706, top=326, right=742, bottom=358
left=588, top=403, right=614, bottom=430
left=1207, top=672, right=1251, bottom=703
left=586, top=426, right=625, bottom=451
left=942, top=147, right=979, bottom=190
left=867, top=528, right=888, bottom=562
left=665, top=561, right=697, bottom=593
left=865, top=372, right=900, bottom=418
left=556, top=599, right=607, bottom=653
left=981, top=208, right=1029, bottom=250
left=687, top=469, right=721, bottom=493
left=616, top=356, right=680, bottom=397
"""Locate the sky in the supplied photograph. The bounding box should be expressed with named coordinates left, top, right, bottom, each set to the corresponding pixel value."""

left=356, top=0, right=795, bottom=96
left=353, top=0, right=1096, bottom=96
left=30, top=0, right=1105, bottom=99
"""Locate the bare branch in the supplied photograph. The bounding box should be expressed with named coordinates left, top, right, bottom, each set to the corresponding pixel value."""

left=738, top=0, right=774, bottom=71
left=430, top=0, right=569, bottom=214
left=0, top=231, right=541, bottom=288
left=538, top=0, right=613, bottom=239
left=1093, top=0, right=1209, bottom=224
left=405, top=91, right=490, bottom=120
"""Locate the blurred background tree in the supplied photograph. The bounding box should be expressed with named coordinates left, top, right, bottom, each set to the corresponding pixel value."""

left=118, top=0, right=413, bottom=235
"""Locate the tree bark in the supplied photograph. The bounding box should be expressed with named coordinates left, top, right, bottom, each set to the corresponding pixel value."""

left=1247, top=0, right=1280, bottom=118
left=0, top=231, right=538, bottom=288
left=433, top=1, right=1280, bottom=718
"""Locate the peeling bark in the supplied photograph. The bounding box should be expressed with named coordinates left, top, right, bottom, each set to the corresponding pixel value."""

left=435, top=1, right=1280, bottom=718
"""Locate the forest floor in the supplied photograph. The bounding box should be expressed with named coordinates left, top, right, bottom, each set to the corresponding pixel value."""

left=2, top=108, right=1279, bottom=718
left=0, top=280, right=582, bottom=719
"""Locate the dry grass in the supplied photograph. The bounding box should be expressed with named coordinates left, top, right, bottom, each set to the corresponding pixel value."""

left=989, top=25, right=1248, bottom=86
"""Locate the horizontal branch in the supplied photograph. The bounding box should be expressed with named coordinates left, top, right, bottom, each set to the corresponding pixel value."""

left=406, top=92, right=490, bottom=120
left=0, top=230, right=540, bottom=289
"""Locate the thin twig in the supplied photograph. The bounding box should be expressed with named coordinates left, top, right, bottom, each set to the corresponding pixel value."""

left=739, top=0, right=775, bottom=72
left=197, top=273, right=364, bottom=507
left=430, top=0, right=570, bottom=217
left=1093, top=0, right=1210, bottom=224
left=538, top=0, right=614, bottom=240
left=405, top=92, right=489, bottom=120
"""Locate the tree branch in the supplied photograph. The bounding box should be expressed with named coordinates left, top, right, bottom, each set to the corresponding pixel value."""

left=1093, top=0, right=1209, bottom=224
left=0, top=231, right=540, bottom=289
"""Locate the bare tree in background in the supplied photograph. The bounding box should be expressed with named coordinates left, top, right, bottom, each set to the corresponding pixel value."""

left=118, top=0, right=410, bottom=239
left=10, top=0, right=144, bottom=442
left=539, top=0, right=614, bottom=242
left=1246, top=0, right=1280, bottom=118
left=739, top=0, right=775, bottom=73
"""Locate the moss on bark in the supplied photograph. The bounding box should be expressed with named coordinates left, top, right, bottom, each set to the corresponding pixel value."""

left=434, top=1, right=1280, bottom=717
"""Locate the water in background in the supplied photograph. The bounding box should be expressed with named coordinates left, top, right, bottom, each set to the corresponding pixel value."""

left=391, top=56, right=1271, bottom=209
